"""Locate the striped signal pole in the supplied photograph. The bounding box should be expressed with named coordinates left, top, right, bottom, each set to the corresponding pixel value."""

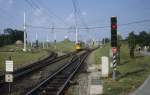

left=111, top=16, right=118, bottom=80
left=112, top=52, right=117, bottom=80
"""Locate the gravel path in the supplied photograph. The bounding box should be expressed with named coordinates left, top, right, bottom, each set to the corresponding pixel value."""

left=66, top=49, right=102, bottom=95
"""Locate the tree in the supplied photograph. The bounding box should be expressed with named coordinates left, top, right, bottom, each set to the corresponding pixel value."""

left=137, top=31, right=149, bottom=47
left=4, top=28, right=24, bottom=43
left=128, top=32, right=136, bottom=58
left=0, top=28, right=24, bottom=47
left=117, top=34, right=122, bottom=64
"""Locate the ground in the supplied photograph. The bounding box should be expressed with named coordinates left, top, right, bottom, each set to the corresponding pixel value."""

left=66, top=45, right=105, bottom=95
left=2, top=41, right=150, bottom=95
left=66, top=42, right=150, bottom=95
left=102, top=43, right=150, bottom=95
left=0, top=44, right=49, bottom=71
left=47, top=40, right=76, bottom=53
left=0, top=40, right=76, bottom=72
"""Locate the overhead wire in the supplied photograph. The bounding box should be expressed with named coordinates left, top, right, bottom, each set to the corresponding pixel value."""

left=73, top=0, right=91, bottom=40
left=25, top=0, right=53, bottom=25
left=25, top=0, right=37, bottom=10
left=36, top=0, right=69, bottom=26
left=26, top=18, right=150, bottom=30
left=25, top=0, right=69, bottom=26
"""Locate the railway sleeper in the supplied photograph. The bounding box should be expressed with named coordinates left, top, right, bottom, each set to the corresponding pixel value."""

left=41, top=91, right=57, bottom=95
left=49, top=80, right=66, bottom=84
left=49, top=81, right=65, bottom=84
left=54, top=75, right=68, bottom=79
left=40, top=87, right=60, bottom=91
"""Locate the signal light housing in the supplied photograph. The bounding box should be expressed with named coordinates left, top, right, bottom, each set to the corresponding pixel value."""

left=111, top=16, right=117, bottom=47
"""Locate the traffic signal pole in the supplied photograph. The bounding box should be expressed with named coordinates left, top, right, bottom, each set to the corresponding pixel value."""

left=112, top=53, right=117, bottom=80
left=111, top=16, right=118, bottom=80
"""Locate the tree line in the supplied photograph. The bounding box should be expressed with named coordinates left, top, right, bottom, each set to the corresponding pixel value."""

left=0, top=28, right=24, bottom=47
left=127, top=31, right=150, bottom=48
left=127, top=31, right=150, bottom=57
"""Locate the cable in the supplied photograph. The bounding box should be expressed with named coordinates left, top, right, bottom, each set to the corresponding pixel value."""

left=86, top=19, right=150, bottom=29
left=25, top=0, right=69, bottom=26
left=75, top=0, right=89, bottom=28
left=119, top=19, right=150, bottom=26
left=26, top=18, right=150, bottom=30
left=35, top=0, right=69, bottom=26
left=25, top=0, right=37, bottom=10
left=26, top=24, right=70, bottom=30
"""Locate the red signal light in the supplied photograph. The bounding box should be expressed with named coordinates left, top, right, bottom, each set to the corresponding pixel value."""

left=111, top=24, right=117, bottom=30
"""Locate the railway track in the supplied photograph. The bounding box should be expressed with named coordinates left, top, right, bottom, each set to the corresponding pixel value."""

left=0, top=51, right=77, bottom=87
left=25, top=50, right=91, bottom=95
left=0, top=50, right=81, bottom=95
left=13, top=51, right=78, bottom=79
left=0, top=52, right=57, bottom=83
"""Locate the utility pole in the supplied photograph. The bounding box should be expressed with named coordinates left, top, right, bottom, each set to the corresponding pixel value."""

left=36, top=31, right=38, bottom=41
left=23, top=12, right=27, bottom=52
left=35, top=30, right=39, bottom=48
left=46, top=32, right=49, bottom=48
left=52, top=23, right=56, bottom=49
left=42, top=41, right=45, bottom=49
left=73, top=0, right=78, bottom=44
left=31, top=41, right=32, bottom=48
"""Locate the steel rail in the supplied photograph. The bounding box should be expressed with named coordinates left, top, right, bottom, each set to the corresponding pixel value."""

left=26, top=51, right=90, bottom=95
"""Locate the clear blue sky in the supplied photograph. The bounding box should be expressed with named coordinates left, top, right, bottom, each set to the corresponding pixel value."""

left=0, top=0, right=150, bottom=42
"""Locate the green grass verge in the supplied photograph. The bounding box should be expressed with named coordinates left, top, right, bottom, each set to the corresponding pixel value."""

left=102, top=43, right=150, bottom=95
left=0, top=40, right=75, bottom=71
left=0, top=45, right=48, bottom=71
left=94, top=44, right=110, bottom=64
left=48, top=40, right=75, bottom=53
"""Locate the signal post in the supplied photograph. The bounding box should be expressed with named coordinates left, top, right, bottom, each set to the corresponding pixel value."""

left=111, top=16, right=118, bottom=80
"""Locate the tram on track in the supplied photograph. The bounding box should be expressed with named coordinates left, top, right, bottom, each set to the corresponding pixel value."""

left=75, top=42, right=81, bottom=50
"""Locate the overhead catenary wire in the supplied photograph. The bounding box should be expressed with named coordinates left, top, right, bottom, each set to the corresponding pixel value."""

left=35, top=0, right=69, bottom=26
left=25, top=0, right=53, bottom=25
left=72, top=0, right=91, bottom=40
left=26, top=18, right=150, bottom=30
left=25, top=0, right=69, bottom=26
left=25, top=0, right=38, bottom=10
left=74, top=0, right=89, bottom=29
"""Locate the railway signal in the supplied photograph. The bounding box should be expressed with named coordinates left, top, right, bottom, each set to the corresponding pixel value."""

left=111, top=16, right=118, bottom=80
left=111, top=16, right=117, bottom=47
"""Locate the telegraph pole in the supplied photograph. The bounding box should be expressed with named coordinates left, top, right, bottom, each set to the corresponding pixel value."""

left=23, top=12, right=27, bottom=52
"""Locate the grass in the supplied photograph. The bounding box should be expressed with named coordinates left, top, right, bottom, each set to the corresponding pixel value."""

left=0, top=40, right=76, bottom=71
left=94, top=44, right=110, bottom=64
left=100, top=43, right=150, bottom=95
left=47, top=40, right=76, bottom=53
left=0, top=45, right=48, bottom=71
left=90, top=42, right=150, bottom=95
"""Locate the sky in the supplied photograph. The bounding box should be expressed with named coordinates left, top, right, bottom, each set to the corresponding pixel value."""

left=0, top=0, right=150, bottom=42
